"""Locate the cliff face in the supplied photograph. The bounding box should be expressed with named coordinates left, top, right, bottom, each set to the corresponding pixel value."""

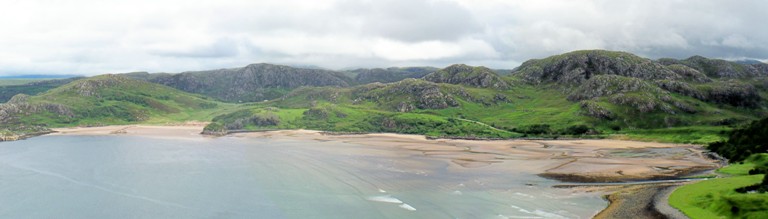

left=150, top=63, right=353, bottom=102
left=423, top=64, right=510, bottom=89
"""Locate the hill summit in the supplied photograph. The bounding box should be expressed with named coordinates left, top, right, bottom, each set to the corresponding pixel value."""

left=424, top=64, right=510, bottom=89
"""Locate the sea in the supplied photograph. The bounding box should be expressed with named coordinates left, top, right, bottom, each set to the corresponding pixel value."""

left=0, top=135, right=605, bottom=218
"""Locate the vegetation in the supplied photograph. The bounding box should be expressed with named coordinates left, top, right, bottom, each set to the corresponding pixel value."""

left=670, top=116, right=768, bottom=218
left=671, top=154, right=768, bottom=219
left=2, top=50, right=767, bottom=144
left=709, top=117, right=768, bottom=161
left=0, top=77, right=82, bottom=102
left=0, top=75, right=237, bottom=137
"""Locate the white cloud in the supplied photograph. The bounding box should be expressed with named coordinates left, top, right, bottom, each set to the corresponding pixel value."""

left=0, top=0, right=766, bottom=75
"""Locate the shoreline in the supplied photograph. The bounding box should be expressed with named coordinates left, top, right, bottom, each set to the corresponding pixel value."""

left=44, top=125, right=715, bottom=218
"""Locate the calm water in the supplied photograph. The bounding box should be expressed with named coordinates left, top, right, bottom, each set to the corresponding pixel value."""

left=0, top=135, right=605, bottom=218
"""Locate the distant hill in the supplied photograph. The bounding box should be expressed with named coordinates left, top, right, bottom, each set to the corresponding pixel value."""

left=0, top=75, right=224, bottom=133
left=0, top=77, right=84, bottom=103
left=128, top=63, right=354, bottom=103
left=658, top=56, right=768, bottom=78
left=733, top=59, right=766, bottom=65
left=347, top=67, right=437, bottom=84
left=0, top=74, right=81, bottom=79
left=424, top=64, right=510, bottom=89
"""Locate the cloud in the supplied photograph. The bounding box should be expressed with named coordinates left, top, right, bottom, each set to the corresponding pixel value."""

left=0, top=0, right=766, bottom=75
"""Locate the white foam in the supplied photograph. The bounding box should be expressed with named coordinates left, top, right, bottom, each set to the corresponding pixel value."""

left=510, top=205, right=533, bottom=214
left=398, top=203, right=416, bottom=211
left=451, top=190, right=463, bottom=195
left=366, top=195, right=403, bottom=204
left=498, top=215, right=543, bottom=219
left=531, top=210, right=568, bottom=219
left=514, top=192, right=535, bottom=198
left=378, top=188, right=387, bottom=193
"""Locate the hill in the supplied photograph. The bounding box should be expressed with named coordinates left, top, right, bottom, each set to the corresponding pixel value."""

left=3, top=50, right=768, bottom=143
left=511, top=50, right=766, bottom=131
left=136, top=63, right=354, bottom=103
left=0, top=77, right=83, bottom=102
left=192, top=53, right=768, bottom=142
left=424, top=64, right=511, bottom=89
left=0, top=75, right=229, bottom=139
left=347, top=67, right=437, bottom=84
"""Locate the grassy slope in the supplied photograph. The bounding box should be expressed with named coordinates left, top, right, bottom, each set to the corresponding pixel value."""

left=0, top=78, right=82, bottom=103
left=2, top=67, right=764, bottom=144
left=10, top=75, right=237, bottom=128
left=670, top=154, right=768, bottom=219
left=200, top=79, right=755, bottom=142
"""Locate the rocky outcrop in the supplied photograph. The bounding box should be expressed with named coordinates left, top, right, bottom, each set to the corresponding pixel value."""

left=201, top=122, right=227, bottom=136
left=70, top=75, right=131, bottom=97
left=664, top=64, right=712, bottom=83
left=699, top=81, right=761, bottom=107
left=579, top=100, right=614, bottom=119
left=353, top=79, right=459, bottom=111
left=514, top=50, right=679, bottom=85
left=423, top=64, right=510, bottom=89
left=0, top=94, right=75, bottom=124
left=512, top=50, right=766, bottom=119
left=150, top=63, right=353, bottom=102
left=568, top=75, right=670, bottom=101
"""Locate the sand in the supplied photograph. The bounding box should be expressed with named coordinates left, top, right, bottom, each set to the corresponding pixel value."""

left=50, top=127, right=719, bottom=182
left=51, top=124, right=208, bottom=140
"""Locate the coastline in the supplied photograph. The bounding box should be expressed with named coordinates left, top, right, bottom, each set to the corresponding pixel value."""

left=45, top=125, right=716, bottom=218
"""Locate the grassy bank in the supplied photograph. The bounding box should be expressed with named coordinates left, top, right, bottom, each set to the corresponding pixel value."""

left=669, top=154, right=768, bottom=218
left=611, top=126, right=729, bottom=144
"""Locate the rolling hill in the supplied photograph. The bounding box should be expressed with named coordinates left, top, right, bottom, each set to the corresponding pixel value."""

left=0, top=74, right=232, bottom=139
left=3, top=50, right=767, bottom=143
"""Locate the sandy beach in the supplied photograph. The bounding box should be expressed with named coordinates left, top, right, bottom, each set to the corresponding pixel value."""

left=47, top=126, right=718, bottom=218
left=51, top=126, right=719, bottom=182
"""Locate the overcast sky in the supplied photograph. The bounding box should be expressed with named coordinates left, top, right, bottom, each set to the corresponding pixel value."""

left=0, top=0, right=766, bottom=76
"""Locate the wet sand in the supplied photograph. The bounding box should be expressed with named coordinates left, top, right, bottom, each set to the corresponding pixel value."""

left=48, top=126, right=717, bottom=218
left=234, top=130, right=718, bottom=182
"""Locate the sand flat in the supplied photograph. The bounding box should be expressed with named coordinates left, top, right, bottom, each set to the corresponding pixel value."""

left=48, top=126, right=720, bottom=182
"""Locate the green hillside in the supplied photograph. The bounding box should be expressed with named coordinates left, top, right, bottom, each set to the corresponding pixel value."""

left=0, top=75, right=235, bottom=138
left=0, top=77, right=83, bottom=102
left=670, top=118, right=768, bottom=218
left=2, top=50, right=767, bottom=143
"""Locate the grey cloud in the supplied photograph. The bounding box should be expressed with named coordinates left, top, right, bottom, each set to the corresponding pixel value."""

left=1, top=0, right=768, bottom=76
left=149, top=38, right=241, bottom=58
left=337, top=0, right=482, bottom=42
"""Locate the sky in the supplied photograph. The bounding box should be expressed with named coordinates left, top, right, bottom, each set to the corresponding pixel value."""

left=0, top=0, right=766, bottom=76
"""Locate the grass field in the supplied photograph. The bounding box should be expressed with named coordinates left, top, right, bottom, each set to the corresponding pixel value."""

left=611, top=126, right=730, bottom=144
left=670, top=154, right=768, bottom=218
